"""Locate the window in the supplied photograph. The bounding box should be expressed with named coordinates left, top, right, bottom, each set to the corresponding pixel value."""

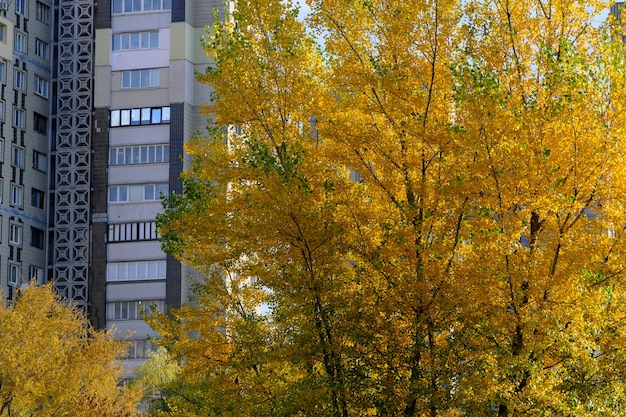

left=11, top=185, right=23, bottom=207
left=14, top=70, right=25, bottom=91
left=30, top=227, right=44, bottom=249
left=35, top=39, right=48, bottom=59
left=8, top=264, right=19, bottom=285
left=0, top=61, right=5, bottom=83
left=34, top=76, right=48, bottom=98
left=121, top=69, right=159, bottom=88
left=112, top=31, right=158, bottom=51
left=13, top=109, right=24, bottom=129
left=12, top=147, right=23, bottom=169
left=109, top=145, right=169, bottom=165
left=29, top=265, right=44, bottom=284
left=106, top=300, right=165, bottom=321
left=0, top=24, right=6, bottom=44
left=33, top=150, right=46, bottom=172
left=33, top=112, right=47, bottom=134
left=10, top=224, right=21, bottom=245
left=14, top=32, right=26, bottom=53
left=112, top=0, right=171, bottom=14
left=110, top=106, right=170, bottom=127
left=36, top=2, right=50, bottom=23
left=108, top=184, right=168, bottom=203
left=15, top=0, right=26, bottom=15
left=108, top=222, right=158, bottom=242
left=120, top=339, right=158, bottom=359
left=31, top=188, right=44, bottom=209
left=107, top=261, right=166, bottom=281
left=0, top=102, right=5, bottom=122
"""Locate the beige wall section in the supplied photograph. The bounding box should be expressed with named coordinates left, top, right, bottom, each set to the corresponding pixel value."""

left=0, top=17, right=13, bottom=61
left=94, top=28, right=112, bottom=108
left=94, top=28, right=111, bottom=67
left=94, top=66, right=112, bottom=108
left=169, top=22, right=212, bottom=64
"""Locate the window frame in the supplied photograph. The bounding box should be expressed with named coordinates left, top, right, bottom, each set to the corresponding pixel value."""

left=15, top=0, right=26, bottom=16
left=112, top=31, right=159, bottom=51
left=107, top=260, right=167, bottom=281
left=14, top=70, right=25, bottom=91
left=8, top=264, right=19, bottom=285
left=108, top=183, right=168, bottom=203
left=13, top=108, right=25, bottom=129
left=34, top=38, right=48, bottom=59
left=29, top=265, right=44, bottom=284
left=112, top=0, right=171, bottom=14
left=33, top=112, right=47, bottom=134
left=14, top=31, right=26, bottom=53
left=106, top=299, right=165, bottom=321
left=121, top=69, right=160, bottom=89
left=110, top=106, right=170, bottom=127
left=34, top=75, right=49, bottom=98
left=10, top=185, right=23, bottom=207
left=12, top=146, right=24, bottom=169
left=0, top=61, right=6, bottom=83
left=30, top=226, right=44, bottom=249
left=9, top=223, right=21, bottom=246
left=31, top=188, right=45, bottom=209
left=36, top=1, right=50, bottom=24
left=32, top=150, right=47, bottom=172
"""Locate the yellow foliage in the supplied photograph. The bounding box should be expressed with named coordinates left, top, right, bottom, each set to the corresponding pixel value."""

left=0, top=283, right=141, bottom=417
left=154, top=0, right=626, bottom=415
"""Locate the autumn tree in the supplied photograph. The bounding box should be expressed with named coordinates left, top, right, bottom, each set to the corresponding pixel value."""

left=151, top=0, right=626, bottom=415
left=0, top=283, right=141, bottom=417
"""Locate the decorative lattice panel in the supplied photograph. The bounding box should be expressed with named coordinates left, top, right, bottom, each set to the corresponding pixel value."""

left=53, top=0, right=94, bottom=309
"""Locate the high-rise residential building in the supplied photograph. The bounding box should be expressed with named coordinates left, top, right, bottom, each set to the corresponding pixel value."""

left=0, top=0, right=52, bottom=301
left=0, top=0, right=223, bottom=370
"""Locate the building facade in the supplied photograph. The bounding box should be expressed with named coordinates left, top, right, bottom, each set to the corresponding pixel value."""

left=0, top=0, right=52, bottom=302
left=0, top=0, right=221, bottom=370
left=86, top=0, right=219, bottom=368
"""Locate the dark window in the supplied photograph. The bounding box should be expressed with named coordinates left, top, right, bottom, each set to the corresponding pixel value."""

left=30, top=227, right=44, bottom=249
left=33, top=112, right=46, bottom=134
left=31, top=188, right=44, bottom=208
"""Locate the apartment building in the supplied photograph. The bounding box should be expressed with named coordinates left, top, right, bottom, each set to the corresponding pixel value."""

left=0, top=0, right=52, bottom=301
left=38, top=0, right=219, bottom=370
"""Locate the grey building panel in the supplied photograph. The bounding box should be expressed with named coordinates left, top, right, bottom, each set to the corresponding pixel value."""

left=169, top=102, right=184, bottom=194
left=165, top=102, right=184, bottom=309
left=166, top=254, right=182, bottom=309
left=172, top=0, right=185, bottom=22
left=53, top=0, right=94, bottom=309
left=89, top=107, right=110, bottom=329
left=95, top=0, right=112, bottom=29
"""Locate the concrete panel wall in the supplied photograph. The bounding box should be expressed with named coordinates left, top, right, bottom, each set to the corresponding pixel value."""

left=108, top=320, right=160, bottom=339
left=109, top=164, right=169, bottom=185
left=108, top=202, right=163, bottom=223
left=107, top=241, right=165, bottom=261
left=112, top=12, right=171, bottom=32
left=107, top=281, right=166, bottom=300
left=110, top=125, right=170, bottom=146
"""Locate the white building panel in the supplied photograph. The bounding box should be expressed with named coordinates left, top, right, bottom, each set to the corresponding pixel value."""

left=110, top=125, right=170, bottom=146
left=111, top=49, right=170, bottom=71
left=107, top=281, right=167, bottom=300
left=109, top=165, right=169, bottom=185
left=107, top=241, right=165, bottom=261
left=108, top=320, right=160, bottom=339
left=111, top=12, right=172, bottom=32
left=108, top=202, right=164, bottom=222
